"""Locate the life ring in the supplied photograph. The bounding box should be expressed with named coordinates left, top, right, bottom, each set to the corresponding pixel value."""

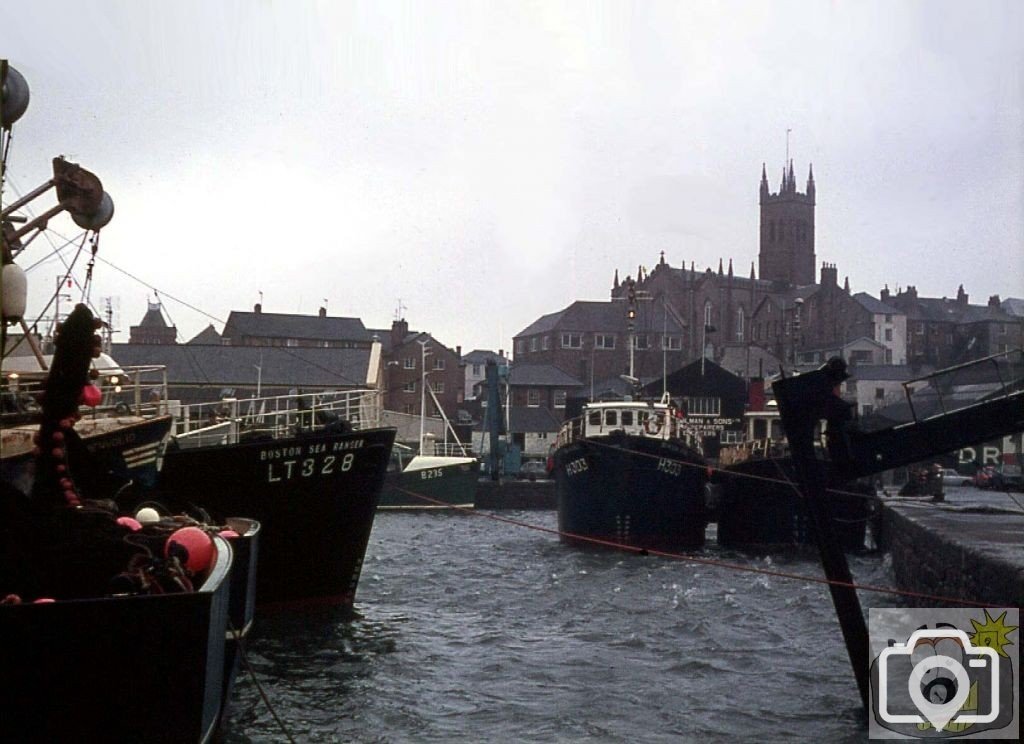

left=643, top=414, right=663, bottom=436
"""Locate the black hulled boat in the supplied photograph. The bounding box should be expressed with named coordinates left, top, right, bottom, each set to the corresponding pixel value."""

left=553, top=395, right=708, bottom=552
left=153, top=392, right=395, bottom=607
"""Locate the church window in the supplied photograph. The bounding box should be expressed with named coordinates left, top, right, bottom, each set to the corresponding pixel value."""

left=704, top=302, right=713, bottom=329
left=736, top=307, right=745, bottom=342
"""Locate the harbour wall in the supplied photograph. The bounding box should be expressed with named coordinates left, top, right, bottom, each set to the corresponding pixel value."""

left=879, top=493, right=1024, bottom=608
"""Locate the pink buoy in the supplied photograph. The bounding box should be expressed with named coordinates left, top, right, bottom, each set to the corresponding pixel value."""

left=218, top=529, right=240, bottom=539
left=33, top=598, right=56, bottom=604
left=116, top=516, right=142, bottom=532
left=51, top=447, right=64, bottom=459
left=80, top=384, right=103, bottom=407
left=164, top=526, right=215, bottom=574
left=51, top=431, right=64, bottom=443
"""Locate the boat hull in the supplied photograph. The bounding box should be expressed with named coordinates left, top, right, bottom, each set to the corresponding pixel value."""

left=554, top=432, right=708, bottom=552
left=716, top=457, right=874, bottom=551
left=379, top=459, right=477, bottom=509
left=0, top=537, right=232, bottom=743
left=155, top=426, right=395, bottom=606
left=0, top=414, right=172, bottom=498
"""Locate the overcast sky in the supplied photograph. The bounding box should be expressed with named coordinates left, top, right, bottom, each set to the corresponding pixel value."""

left=5, top=0, right=1022, bottom=355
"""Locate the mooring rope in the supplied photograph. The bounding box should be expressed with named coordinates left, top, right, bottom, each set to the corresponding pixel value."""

left=228, top=620, right=297, bottom=744
left=387, top=483, right=1001, bottom=609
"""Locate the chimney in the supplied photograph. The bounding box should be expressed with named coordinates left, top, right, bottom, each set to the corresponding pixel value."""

left=820, top=262, right=838, bottom=287
left=988, top=294, right=1001, bottom=308
left=456, top=344, right=462, bottom=358
left=391, top=318, right=409, bottom=347
left=498, top=349, right=504, bottom=358
left=880, top=285, right=890, bottom=302
left=957, top=285, right=968, bottom=305
left=254, top=303, right=262, bottom=314
left=318, top=306, right=327, bottom=318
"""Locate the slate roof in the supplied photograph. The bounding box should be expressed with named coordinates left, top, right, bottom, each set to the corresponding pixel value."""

left=718, top=344, right=781, bottom=379
left=222, top=311, right=372, bottom=343
left=852, top=292, right=900, bottom=315
left=187, top=324, right=222, bottom=345
left=506, top=364, right=583, bottom=387
left=111, top=343, right=371, bottom=388
left=462, top=349, right=507, bottom=364
left=1002, top=298, right=1024, bottom=317
left=515, top=300, right=684, bottom=338
left=136, top=305, right=172, bottom=329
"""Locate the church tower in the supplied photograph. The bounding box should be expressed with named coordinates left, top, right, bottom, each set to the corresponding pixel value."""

left=758, top=161, right=816, bottom=286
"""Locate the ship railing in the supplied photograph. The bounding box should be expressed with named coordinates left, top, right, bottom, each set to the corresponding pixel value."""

left=427, top=441, right=475, bottom=457
left=172, top=387, right=384, bottom=445
left=900, top=349, right=1024, bottom=424
left=1, top=363, right=170, bottom=422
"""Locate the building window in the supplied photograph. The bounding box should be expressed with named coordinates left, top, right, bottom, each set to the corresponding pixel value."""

left=530, top=337, right=538, bottom=352
left=721, top=430, right=743, bottom=444
left=472, top=364, right=481, bottom=376
left=632, top=334, right=650, bottom=350
left=875, top=387, right=885, bottom=399
left=554, top=390, right=566, bottom=408
left=515, top=339, right=525, bottom=354
left=431, top=381, right=445, bottom=394
left=561, top=333, right=582, bottom=349
left=433, top=358, right=446, bottom=370
left=683, top=396, right=721, bottom=416
left=884, top=328, right=892, bottom=342
left=885, top=313, right=892, bottom=322
left=704, top=302, right=713, bottom=329
left=543, top=336, right=550, bottom=350
left=403, top=380, right=416, bottom=393
left=527, top=389, right=540, bottom=407
left=736, top=307, right=745, bottom=343
left=662, top=335, right=681, bottom=350
left=404, top=358, right=415, bottom=369
left=403, top=404, right=414, bottom=414
left=595, top=334, right=616, bottom=349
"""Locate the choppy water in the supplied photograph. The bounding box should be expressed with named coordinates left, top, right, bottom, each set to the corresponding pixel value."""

left=226, top=510, right=905, bottom=743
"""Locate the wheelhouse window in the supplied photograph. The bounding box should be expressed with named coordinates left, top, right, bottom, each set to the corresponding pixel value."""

left=605, top=410, right=617, bottom=426
left=621, top=411, right=633, bottom=426
left=588, top=411, right=601, bottom=426
left=595, top=334, right=616, bottom=349
left=561, top=333, right=583, bottom=349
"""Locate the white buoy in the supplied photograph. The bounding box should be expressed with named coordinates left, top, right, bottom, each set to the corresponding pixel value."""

left=1, top=262, right=27, bottom=323
left=135, top=506, right=161, bottom=525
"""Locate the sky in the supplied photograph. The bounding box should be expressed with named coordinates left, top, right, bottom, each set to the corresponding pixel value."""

left=4, top=0, right=1023, bottom=355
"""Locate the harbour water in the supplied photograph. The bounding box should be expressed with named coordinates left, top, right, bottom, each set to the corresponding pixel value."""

left=226, top=510, right=904, bottom=743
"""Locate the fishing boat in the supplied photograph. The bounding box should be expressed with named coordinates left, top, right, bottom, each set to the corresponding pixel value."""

left=715, top=400, right=875, bottom=551
left=0, top=301, right=236, bottom=743
left=379, top=383, right=477, bottom=509
left=553, top=393, right=708, bottom=551
left=150, top=390, right=395, bottom=606
left=0, top=63, right=258, bottom=741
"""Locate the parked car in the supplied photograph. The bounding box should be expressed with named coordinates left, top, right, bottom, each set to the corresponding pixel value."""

left=937, top=468, right=970, bottom=486
left=518, top=460, right=549, bottom=481
left=972, top=466, right=997, bottom=489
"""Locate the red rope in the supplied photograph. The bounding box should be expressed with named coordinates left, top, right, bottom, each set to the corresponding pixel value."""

left=388, top=485, right=997, bottom=608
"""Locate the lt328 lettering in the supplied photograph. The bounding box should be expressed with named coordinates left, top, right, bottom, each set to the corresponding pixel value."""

left=267, top=453, right=355, bottom=483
